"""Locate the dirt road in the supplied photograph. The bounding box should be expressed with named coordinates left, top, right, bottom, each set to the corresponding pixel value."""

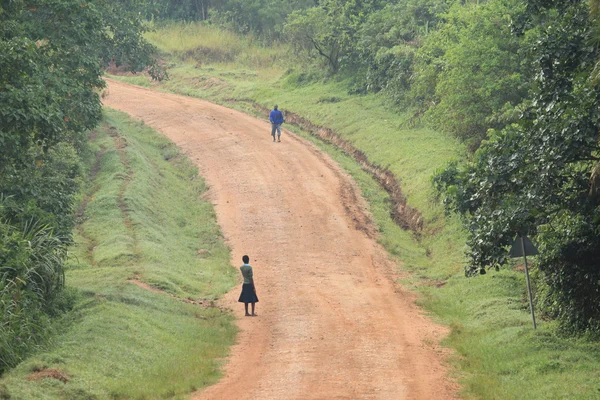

left=103, top=79, right=459, bottom=400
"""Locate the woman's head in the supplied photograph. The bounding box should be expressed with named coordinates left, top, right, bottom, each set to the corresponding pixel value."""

left=242, top=255, right=249, bottom=264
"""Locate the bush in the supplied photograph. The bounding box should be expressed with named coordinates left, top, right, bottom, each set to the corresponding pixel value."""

left=537, top=214, right=600, bottom=335
left=411, top=0, right=528, bottom=146
left=0, top=208, right=70, bottom=373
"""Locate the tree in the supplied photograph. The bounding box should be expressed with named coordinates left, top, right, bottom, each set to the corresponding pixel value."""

left=285, top=6, right=343, bottom=72
left=352, top=0, right=449, bottom=100
left=434, top=0, right=600, bottom=333
left=411, top=0, right=528, bottom=147
left=284, top=0, right=385, bottom=73
left=0, top=0, right=160, bottom=371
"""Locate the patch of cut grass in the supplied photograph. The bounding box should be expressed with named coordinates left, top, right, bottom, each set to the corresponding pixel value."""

left=0, top=109, right=237, bottom=399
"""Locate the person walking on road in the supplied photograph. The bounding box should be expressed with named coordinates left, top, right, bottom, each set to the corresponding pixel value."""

left=238, top=255, right=258, bottom=316
left=269, top=104, right=285, bottom=142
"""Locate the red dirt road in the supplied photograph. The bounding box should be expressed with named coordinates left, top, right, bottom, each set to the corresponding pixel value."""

left=103, top=79, right=459, bottom=400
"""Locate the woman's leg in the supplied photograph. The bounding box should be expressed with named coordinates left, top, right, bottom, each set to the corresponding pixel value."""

left=251, top=302, right=256, bottom=316
left=244, top=303, right=250, bottom=316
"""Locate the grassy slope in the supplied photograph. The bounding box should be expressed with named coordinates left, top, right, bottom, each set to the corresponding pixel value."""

left=109, top=22, right=600, bottom=399
left=0, top=109, right=237, bottom=399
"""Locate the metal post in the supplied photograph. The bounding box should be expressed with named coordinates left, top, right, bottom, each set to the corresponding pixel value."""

left=521, top=236, right=537, bottom=329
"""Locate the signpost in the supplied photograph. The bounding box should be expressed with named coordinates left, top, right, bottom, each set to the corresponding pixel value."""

left=509, top=234, right=539, bottom=329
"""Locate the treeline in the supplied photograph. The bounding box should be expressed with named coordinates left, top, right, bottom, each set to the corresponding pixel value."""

left=0, top=0, right=159, bottom=373
left=152, top=0, right=600, bottom=334
left=279, top=0, right=526, bottom=150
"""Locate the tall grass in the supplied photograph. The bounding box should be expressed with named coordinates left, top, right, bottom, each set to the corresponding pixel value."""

left=147, top=21, right=287, bottom=70
left=110, top=22, right=600, bottom=399
left=0, top=109, right=237, bottom=399
left=0, top=214, right=72, bottom=374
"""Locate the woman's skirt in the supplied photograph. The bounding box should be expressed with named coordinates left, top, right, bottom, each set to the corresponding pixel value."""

left=238, top=283, right=259, bottom=303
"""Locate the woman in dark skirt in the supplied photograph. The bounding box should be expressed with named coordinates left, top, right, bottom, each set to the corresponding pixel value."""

left=238, top=255, right=258, bottom=316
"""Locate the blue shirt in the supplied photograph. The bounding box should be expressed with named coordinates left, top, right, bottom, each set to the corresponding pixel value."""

left=269, top=109, right=284, bottom=124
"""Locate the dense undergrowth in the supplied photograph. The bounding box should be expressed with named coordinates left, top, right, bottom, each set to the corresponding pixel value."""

left=0, top=110, right=236, bottom=399
left=108, top=21, right=600, bottom=399
left=0, top=0, right=163, bottom=375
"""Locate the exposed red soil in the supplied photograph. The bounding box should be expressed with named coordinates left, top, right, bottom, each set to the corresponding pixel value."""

left=102, top=79, right=460, bottom=400
left=26, top=369, right=69, bottom=383
left=128, top=278, right=215, bottom=309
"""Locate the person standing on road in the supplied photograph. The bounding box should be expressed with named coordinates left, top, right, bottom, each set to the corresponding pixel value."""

left=238, top=255, right=258, bottom=316
left=269, top=104, right=285, bottom=142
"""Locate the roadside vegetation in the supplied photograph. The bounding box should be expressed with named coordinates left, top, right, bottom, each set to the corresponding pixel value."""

left=0, top=109, right=236, bottom=399
left=0, top=0, right=164, bottom=375
left=109, top=1, right=600, bottom=396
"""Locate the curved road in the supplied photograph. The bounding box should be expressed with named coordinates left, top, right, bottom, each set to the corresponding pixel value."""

left=103, top=79, right=459, bottom=400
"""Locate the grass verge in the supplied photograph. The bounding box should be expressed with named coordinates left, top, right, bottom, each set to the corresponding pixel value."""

left=0, top=108, right=237, bottom=399
left=108, top=22, right=600, bottom=400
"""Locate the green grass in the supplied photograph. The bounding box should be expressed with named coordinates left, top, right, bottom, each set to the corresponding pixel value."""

left=0, top=109, right=237, bottom=399
left=146, top=21, right=287, bottom=72
left=108, top=22, right=600, bottom=400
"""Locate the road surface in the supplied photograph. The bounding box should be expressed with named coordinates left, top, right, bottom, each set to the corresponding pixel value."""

left=102, top=79, right=459, bottom=400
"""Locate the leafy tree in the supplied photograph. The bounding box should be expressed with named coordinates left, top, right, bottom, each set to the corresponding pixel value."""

left=352, top=0, right=449, bottom=100
left=0, top=0, right=160, bottom=371
left=284, top=0, right=386, bottom=73
left=434, top=0, right=600, bottom=333
left=411, top=0, right=528, bottom=147
left=1, top=0, right=162, bottom=174
left=285, top=6, right=343, bottom=72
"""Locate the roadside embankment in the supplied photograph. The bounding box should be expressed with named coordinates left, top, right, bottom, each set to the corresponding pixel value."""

left=0, top=109, right=237, bottom=399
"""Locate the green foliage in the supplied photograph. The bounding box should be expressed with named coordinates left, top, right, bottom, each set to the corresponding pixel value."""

left=0, top=0, right=162, bottom=172
left=146, top=20, right=289, bottom=71
left=210, top=0, right=314, bottom=41
left=0, top=204, right=70, bottom=373
left=285, top=6, right=344, bottom=73
left=351, top=0, right=449, bottom=99
left=0, top=0, right=160, bottom=375
left=141, top=0, right=212, bottom=21
left=411, top=0, right=528, bottom=145
left=0, top=144, right=84, bottom=237
left=285, top=0, right=386, bottom=73
left=0, top=111, right=236, bottom=398
left=537, top=214, right=600, bottom=334
left=141, top=0, right=315, bottom=41
left=96, top=0, right=165, bottom=78
left=435, top=0, right=600, bottom=333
